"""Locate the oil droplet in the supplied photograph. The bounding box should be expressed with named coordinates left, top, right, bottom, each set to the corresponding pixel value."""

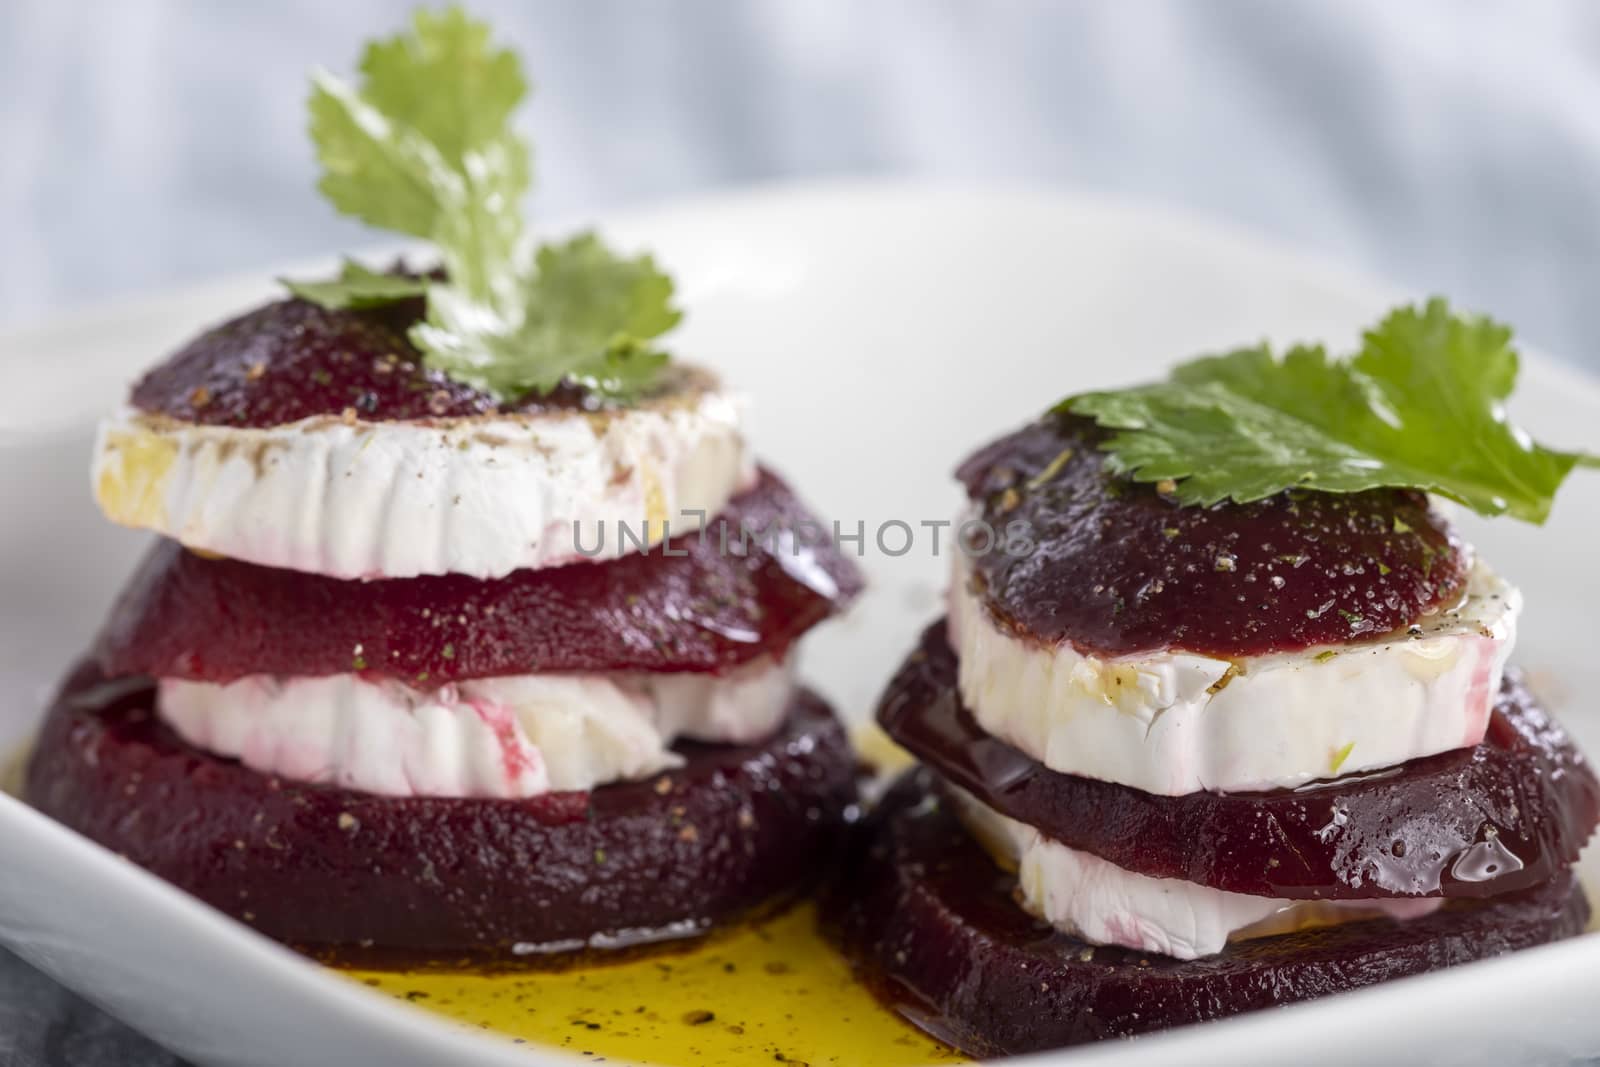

left=342, top=904, right=964, bottom=1066
left=1314, top=806, right=1349, bottom=844
left=1448, top=830, right=1525, bottom=883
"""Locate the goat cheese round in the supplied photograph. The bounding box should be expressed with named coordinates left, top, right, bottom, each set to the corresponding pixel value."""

left=92, top=375, right=751, bottom=579
left=952, top=788, right=1442, bottom=960
left=950, top=549, right=1520, bottom=795
left=156, top=657, right=792, bottom=798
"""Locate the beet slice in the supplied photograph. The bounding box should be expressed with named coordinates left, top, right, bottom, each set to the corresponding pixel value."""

left=94, top=469, right=863, bottom=685
left=26, top=662, right=861, bottom=968
left=880, top=622, right=1600, bottom=900
left=955, top=414, right=1468, bottom=657
left=822, top=769, right=1590, bottom=1057
left=127, top=295, right=675, bottom=426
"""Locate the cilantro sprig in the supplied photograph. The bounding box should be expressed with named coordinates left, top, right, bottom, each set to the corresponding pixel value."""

left=1063, top=299, right=1597, bottom=524
left=281, top=6, right=679, bottom=402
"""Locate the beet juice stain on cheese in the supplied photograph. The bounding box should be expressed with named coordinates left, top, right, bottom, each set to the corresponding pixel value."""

left=19, top=8, right=952, bottom=1065
left=824, top=302, right=1600, bottom=1057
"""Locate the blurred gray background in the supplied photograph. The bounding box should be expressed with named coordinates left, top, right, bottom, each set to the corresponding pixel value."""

left=4, top=0, right=1600, bottom=369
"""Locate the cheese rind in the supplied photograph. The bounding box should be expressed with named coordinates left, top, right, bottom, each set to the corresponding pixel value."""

left=950, top=550, right=1519, bottom=796
left=92, top=385, right=750, bottom=579
left=157, top=658, right=792, bottom=798
left=952, top=788, right=1443, bottom=960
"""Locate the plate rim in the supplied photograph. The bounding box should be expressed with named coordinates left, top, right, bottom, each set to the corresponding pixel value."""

left=2, top=176, right=1598, bottom=1067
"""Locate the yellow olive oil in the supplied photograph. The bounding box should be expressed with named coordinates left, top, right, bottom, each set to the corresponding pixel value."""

left=1, top=737, right=33, bottom=797
left=344, top=903, right=963, bottom=1065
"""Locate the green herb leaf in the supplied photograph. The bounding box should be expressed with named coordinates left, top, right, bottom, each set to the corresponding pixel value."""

left=1329, top=741, right=1355, bottom=774
left=358, top=7, right=527, bottom=171
left=410, top=233, right=679, bottom=403
left=1064, top=298, right=1596, bottom=523
left=281, top=258, right=427, bottom=310
left=306, top=72, right=450, bottom=240
left=283, top=6, right=677, bottom=402
left=304, top=5, right=528, bottom=291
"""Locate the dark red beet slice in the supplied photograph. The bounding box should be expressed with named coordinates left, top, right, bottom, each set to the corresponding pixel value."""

left=128, top=295, right=682, bottom=427
left=822, top=769, right=1590, bottom=1057
left=26, top=662, right=860, bottom=968
left=880, top=622, right=1600, bottom=900
left=94, top=469, right=863, bottom=685
left=956, top=414, right=1469, bottom=657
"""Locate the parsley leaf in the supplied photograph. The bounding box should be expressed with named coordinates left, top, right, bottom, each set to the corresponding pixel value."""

left=358, top=7, right=527, bottom=171
left=284, top=6, right=677, bottom=402
left=415, top=233, right=680, bottom=397
left=305, top=4, right=528, bottom=296
left=1065, top=298, right=1597, bottom=523
left=280, top=258, right=426, bottom=310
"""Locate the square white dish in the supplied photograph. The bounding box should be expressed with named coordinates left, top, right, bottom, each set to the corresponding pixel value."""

left=2, top=180, right=1598, bottom=1066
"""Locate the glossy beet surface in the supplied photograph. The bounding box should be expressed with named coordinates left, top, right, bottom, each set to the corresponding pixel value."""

left=822, top=769, right=1590, bottom=1057
left=956, top=414, right=1469, bottom=657
left=95, top=470, right=862, bottom=684
left=881, top=622, right=1600, bottom=900
left=26, top=663, right=860, bottom=967
left=127, top=296, right=670, bottom=426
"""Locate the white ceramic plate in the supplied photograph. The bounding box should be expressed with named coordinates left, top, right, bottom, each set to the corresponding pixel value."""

left=2, top=180, right=1598, bottom=1067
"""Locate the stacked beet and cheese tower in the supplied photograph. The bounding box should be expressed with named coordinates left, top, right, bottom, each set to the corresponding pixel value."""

left=827, top=410, right=1598, bottom=1056
left=25, top=296, right=862, bottom=965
